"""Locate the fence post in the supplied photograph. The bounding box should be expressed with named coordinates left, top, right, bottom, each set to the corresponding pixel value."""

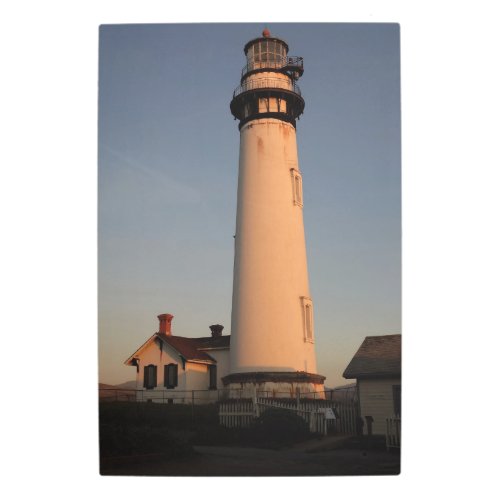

left=253, top=386, right=260, bottom=418
left=296, top=388, right=300, bottom=416
left=191, top=390, right=195, bottom=421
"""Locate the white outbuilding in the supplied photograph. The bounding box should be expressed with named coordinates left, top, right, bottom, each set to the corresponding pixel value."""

left=343, top=334, right=401, bottom=435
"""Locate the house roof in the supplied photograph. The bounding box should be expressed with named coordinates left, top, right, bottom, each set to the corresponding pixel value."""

left=195, top=335, right=231, bottom=350
left=124, top=333, right=230, bottom=366
left=343, top=334, right=401, bottom=379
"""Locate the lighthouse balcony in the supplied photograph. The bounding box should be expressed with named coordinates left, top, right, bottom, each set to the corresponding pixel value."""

left=241, top=55, right=304, bottom=79
left=233, top=77, right=302, bottom=99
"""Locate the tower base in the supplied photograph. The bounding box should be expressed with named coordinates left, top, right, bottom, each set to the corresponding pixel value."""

left=222, top=371, right=326, bottom=399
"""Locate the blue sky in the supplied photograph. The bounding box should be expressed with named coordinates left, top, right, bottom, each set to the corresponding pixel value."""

left=98, top=23, right=401, bottom=387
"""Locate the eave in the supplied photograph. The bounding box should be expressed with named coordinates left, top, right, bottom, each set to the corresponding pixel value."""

left=124, top=334, right=157, bottom=366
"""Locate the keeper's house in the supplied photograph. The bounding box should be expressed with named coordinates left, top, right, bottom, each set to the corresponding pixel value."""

left=124, top=313, right=230, bottom=403
left=343, top=334, right=401, bottom=435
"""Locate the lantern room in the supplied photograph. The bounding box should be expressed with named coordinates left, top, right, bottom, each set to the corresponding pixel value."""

left=230, top=29, right=305, bottom=130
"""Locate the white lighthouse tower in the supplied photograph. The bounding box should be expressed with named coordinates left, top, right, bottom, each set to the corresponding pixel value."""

left=223, top=29, right=325, bottom=398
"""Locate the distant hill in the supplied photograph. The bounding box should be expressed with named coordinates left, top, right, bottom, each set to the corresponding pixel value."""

left=115, top=380, right=137, bottom=390
left=98, top=383, right=117, bottom=390
left=98, top=381, right=136, bottom=401
left=98, top=380, right=136, bottom=389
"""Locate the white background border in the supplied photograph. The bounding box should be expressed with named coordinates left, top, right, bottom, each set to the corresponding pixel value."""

left=2, top=1, right=499, bottom=498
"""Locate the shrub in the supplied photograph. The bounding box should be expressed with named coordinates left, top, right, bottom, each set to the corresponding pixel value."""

left=99, top=402, right=218, bottom=430
left=251, top=409, right=310, bottom=446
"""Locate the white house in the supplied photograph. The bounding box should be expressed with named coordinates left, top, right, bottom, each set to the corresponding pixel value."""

left=124, top=313, right=230, bottom=403
left=343, top=334, right=401, bottom=435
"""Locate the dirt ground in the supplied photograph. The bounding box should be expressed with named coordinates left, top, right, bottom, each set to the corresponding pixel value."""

left=100, top=436, right=400, bottom=476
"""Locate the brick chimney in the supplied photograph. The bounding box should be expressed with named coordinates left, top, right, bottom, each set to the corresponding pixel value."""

left=158, top=314, right=174, bottom=336
left=209, top=324, right=224, bottom=338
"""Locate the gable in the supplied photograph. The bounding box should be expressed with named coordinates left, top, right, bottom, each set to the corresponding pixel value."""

left=124, top=334, right=157, bottom=366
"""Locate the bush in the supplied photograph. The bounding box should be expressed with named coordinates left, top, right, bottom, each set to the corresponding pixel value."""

left=99, top=402, right=218, bottom=430
left=191, top=410, right=312, bottom=448
left=251, top=409, right=310, bottom=446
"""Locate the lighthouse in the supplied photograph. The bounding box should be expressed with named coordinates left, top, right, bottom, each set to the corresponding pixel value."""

left=223, top=29, right=326, bottom=397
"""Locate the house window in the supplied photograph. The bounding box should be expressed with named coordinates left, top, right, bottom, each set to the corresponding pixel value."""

left=301, top=296, right=314, bottom=342
left=392, top=385, right=401, bottom=416
left=290, top=169, right=303, bottom=207
left=164, top=363, right=178, bottom=389
left=143, top=364, right=157, bottom=389
left=209, top=365, right=217, bottom=390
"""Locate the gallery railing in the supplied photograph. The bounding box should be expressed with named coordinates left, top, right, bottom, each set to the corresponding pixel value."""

left=232, top=77, right=302, bottom=99
left=241, top=56, right=304, bottom=78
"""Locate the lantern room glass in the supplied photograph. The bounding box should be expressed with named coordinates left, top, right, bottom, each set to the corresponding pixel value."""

left=247, top=39, right=287, bottom=67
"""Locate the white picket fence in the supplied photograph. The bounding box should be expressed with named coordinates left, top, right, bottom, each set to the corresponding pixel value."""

left=386, top=417, right=401, bottom=449
left=333, top=401, right=358, bottom=435
left=219, top=395, right=356, bottom=436
left=218, top=399, right=256, bottom=429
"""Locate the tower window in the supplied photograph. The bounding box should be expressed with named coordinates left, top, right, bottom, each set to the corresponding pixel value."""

left=258, top=97, right=269, bottom=113
left=305, top=305, right=312, bottom=338
left=290, top=169, right=303, bottom=207
left=269, top=97, right=278, bottom=112
left=301, top=297, right=314, bottom=342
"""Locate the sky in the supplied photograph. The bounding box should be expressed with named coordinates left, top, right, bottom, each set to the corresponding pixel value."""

left=98, top=23, right=401, bottom=388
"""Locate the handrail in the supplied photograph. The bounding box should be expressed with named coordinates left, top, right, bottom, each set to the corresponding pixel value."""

left=233, top=77, right=302, bottom=99
left=241, top=55, right=304, bottom=78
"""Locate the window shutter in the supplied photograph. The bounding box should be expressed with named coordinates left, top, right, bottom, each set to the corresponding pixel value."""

left=164, top=364, right=178, bottom=388
left=209, top=365, right=217, bottom=390
left=144, top=365, right=157, bottom=389
left=392, top=385, right=401, bottom=416
left=152, top=365, right=157, bottom=388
